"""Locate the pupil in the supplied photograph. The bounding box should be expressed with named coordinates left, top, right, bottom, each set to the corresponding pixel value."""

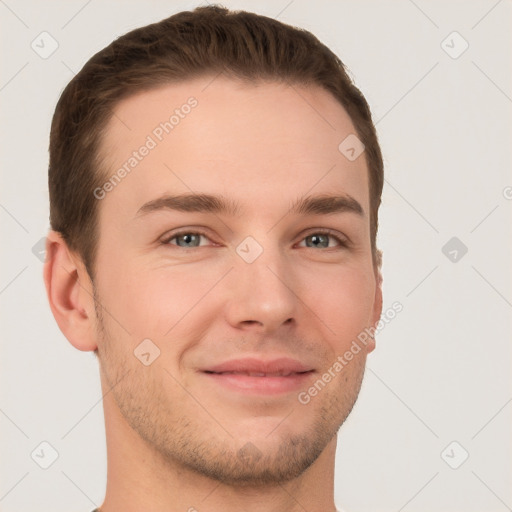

left=181, top=234, right=197, bottom=246
left=310, top=234, right=328, bottom=248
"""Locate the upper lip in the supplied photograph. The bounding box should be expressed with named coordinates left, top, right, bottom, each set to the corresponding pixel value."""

left=202, top=357, right=315, bottom=376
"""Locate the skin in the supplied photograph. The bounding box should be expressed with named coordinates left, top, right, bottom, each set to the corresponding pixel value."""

left=44, top=76, right=383, bottom=512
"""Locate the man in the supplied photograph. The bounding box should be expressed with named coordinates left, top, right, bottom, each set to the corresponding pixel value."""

left=44, top=5, right=384, bottom=511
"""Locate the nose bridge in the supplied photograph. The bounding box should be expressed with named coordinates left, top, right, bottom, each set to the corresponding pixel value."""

left=226, top=233, right=298, bottom=331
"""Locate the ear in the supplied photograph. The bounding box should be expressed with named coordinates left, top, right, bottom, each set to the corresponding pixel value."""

left=43, top=230, right=98, bottom=352
left=367, top=249, right=384, bottom=354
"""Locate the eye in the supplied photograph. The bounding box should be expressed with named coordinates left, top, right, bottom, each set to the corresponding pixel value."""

left=161, top=229, right=348, bottom=250
left=163, top=231, right=211, bottom=248
left=297, top=230, right=347, bottom=249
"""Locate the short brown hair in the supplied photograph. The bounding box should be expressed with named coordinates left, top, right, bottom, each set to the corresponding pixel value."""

left=49, top=4, right=384, bottom=279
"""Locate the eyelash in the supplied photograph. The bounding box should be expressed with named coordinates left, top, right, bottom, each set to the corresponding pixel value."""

left=161, top=229, right=349, bottom=250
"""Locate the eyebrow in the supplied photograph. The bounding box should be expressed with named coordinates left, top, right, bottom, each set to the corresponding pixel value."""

left=136, top=192, right=364, bottom=218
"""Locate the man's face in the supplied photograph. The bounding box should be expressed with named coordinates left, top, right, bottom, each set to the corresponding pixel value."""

left=92, top=77, right=382, bottom=485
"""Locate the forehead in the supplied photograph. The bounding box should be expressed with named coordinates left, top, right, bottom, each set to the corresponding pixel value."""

left=98, top=77, right=369, bottom=220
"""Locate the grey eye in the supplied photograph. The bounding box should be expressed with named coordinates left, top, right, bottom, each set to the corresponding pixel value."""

left=304, top=233, right=332, bottom=249
left=171, top=233, right=204, bottom=247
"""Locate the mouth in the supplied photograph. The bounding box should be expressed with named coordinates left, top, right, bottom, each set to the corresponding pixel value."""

left=200, top=358, right=316, bottom=395
left=204, top=370, right=313, bottom=377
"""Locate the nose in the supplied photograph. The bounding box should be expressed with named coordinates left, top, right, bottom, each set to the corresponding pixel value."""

left=223, top=239, right=299, bottom=334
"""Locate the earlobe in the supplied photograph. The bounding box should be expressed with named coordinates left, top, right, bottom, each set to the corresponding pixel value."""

left=43, top=231, right=98, bottom=352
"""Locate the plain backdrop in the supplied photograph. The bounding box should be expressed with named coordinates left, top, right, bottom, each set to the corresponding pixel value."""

left=1, top=1, right=511, bottom=511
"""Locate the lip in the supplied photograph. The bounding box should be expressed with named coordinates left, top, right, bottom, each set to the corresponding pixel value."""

left=203, top=357, right=314, bottom=375
left=200, top=357, right=316, bottom=395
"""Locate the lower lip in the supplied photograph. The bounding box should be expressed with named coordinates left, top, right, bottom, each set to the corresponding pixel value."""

left=201, top=371, right=315, bottom=395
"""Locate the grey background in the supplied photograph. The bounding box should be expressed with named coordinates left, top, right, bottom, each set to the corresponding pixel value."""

left=1, top=1, right=511, bottom=511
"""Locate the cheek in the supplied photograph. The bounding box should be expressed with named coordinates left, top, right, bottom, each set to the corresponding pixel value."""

left=96, top=254, right=224, bottom=342
left=93, top=250, right=162, bottom=341
left=300, top=263, right=376, bottom=343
